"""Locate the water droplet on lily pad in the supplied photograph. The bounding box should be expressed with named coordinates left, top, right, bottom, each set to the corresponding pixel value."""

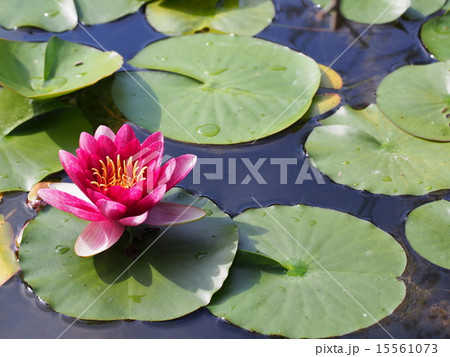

left=197, top=124, right=220, bottom=137
left=342, top=161, right=350, bottom=165
left=270, top=66, right=287, bottom=71
left=381, top=176, right=392, bottom=182
left=0, top=174, right=9, bottom=178
left=425, top=186, right=433, bottom=191
left=204, top=209, right=213, bottom=216
left=54, top=245, right=70, bottom=254
left=205, top=41, right=213, bottom=46
left=195, top=251, right=208, bottom=259
left=44, top=10, right=59, bottom=18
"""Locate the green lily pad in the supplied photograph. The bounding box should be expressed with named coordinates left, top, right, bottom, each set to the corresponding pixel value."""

left=113, top=34, right=320, bottom=144
left=76, top=0, right=148, bottom=25
left=145, top=0, right=274, bottom=36
left=0, top=215, right=19, bottom=287
left=312, top=0, right=411, bottom=24
left=421, top=12, right=450, bottom=62
left=208, top=204, right=406, bottom=338
left=405, top=0, right=446, bottom=19
left=377, top=61, right=450, bottom=142
left=0, top=87, right=67, bottom=136
left=0, top=0, right=77, bottom=33
left=0, top=37, right=123, bottom=100
left=20, top=188, right=238, bottom=321
left=405, top=200, right=450, bottom=269
left=0, top=108, right=91, bottom=193
left=304, top=105, right=450, bottom=196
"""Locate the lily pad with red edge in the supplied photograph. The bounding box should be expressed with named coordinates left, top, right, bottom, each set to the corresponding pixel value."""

left=208, top=204, right=407, bottom=338
left=145, top=0, right=275, bottom=36
left=20, top=188, right=239, bottom=321
left=0, top=215, right=19, bottom=287
left=405, top=200, right=450, bottom=270
left=0, top=37, right=123, bottom=100
left=0, top=87, right=67, bottom=136
left=113, top=34, right=321, bottom=144
left=304, top=105, right=450, bottom=196
left=376, top=61, right=450, bottom=142
left=0, top=108, right=92, bottom=193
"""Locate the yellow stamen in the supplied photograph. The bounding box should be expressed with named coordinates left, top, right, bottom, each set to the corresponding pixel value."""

left=90, top=155, right=147, bottom=190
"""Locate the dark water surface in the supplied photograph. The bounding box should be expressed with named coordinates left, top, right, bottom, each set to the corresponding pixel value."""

left=0, top=0, right=448, bottom=339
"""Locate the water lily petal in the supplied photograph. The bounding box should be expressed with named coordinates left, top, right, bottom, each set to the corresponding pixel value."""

left=107, top=185, right=144, bottom=207
left=164, top=155, right=197, bottom=190
left=96, top=135, right=117, bottom=158
left=114, top=124, right=137, bottom=148
left=47, top=182, right=91, bottom=203
left=75, top=220, right=125, bottom=257
left=79, top=132, right=97, bottom=155
left=157, top=158, right=175, bottom=187
left=145, top=202, right=206, bottom=226
left=94, top=125, right=116, bottom=141
left=59, top=150, right=88, bottom=193
left=116, top=138, right=141, bottom=159
left=97, top=199, right=127, bottom=220
left=119, top=212, right=149, bottom=226
left=139, top=141, right=164, bottom=172
left=38, top=188, right=105, bottom=221
left=142, top=131, right=164, bottom=149
left=134, top=184, right=167, bottom=214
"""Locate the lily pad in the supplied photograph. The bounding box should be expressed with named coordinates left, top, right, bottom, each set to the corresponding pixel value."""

left=405, top=0, right=446, bottom=19
left=0, top=87, right=67, bottom=136
left=0, top=37, right=123, bottom=100
left=20, top=188, right=238, bottom=321
left=421, top=12, right=450, bottom=62
left=0, top=108, right=91, bottom=193
left=405, top=200, right=450, bottom=269
left=0, top=0, right=77, bottom=33
left=312, top=0, right=411, bottom=24
left=145, top=0, right=274, bottom=36
left=208, top=204, right=406, bottom=338
left=377, top=61, right=450, bottom=142
left=0, top=215, right=19, bottom=287
left=304, top=105, right=450, bottom=196
left=113, top=34, right=320, bottom=144
left=76, top=0, right=148, bottom=25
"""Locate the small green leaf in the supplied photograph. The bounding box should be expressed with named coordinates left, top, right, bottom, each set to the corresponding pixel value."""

left=0, top=215, right=19, bottom=286
left=405, top=0, right=446, bottom=19
left=75, top=0, right=149, bottom=25
left=405, top=200, right=450, bottom=269
left=421, top=12, right=450, bottom=62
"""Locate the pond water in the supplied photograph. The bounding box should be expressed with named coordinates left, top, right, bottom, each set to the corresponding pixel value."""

left=0, top=0, right=448, bottom=339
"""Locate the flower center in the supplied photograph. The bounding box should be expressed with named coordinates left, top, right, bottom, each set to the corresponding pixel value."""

left=90, top=155, right=147, bottom=190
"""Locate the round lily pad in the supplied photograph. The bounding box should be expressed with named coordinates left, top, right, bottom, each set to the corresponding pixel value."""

left=405, top=200, right=450, bottom=269
left=377, top=61, right=450, bottom=142
left=312, top=0, right=411, bottom=24
left=0, top=0, right=77, bottom=33
left=113, top=34, right=320, bottom=144
left=0, top=108, right=91, bottom=193
left=304, top=105, right=450, bottom=196
left=405, top=0, right=446, bottom=19
left=0, top=37, right=123, bottom=100
left=0, top=87, right=66, bottom=136
left=20, top=189, right=238, bottom=321
left=421, top=12, right=450, bottom=62
left=145, top=0, right=275, bottom=36
left=75, top=0, right=148, bottom=25
left=0, top=215, right=19, bottom=286
left=208, top=204, right=407, bottom=338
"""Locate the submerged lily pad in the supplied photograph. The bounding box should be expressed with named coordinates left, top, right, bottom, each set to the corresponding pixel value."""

left=20, top=189, right=238, bottom=321
left=146, top=0, right=274, bottom=36
left=0, top=108, right=91, bottom=193
left=405, top=0, right=446, bottom=19
left=0, top=37, right=123, bottom=100
left=0, top=87, right=66, bottom=136
left=377, top=61, right=450, bottom=142
left=0, top=215, right=19, bottom=287
left=312, top=0, right=411, bottom=24
left=304, top=105, right=450, bottom=196
left=208, top=204, right=406, bottom=338
left=0, top=0, right=77, bottom=33
left=113, top=34, right=320, bottom=144
left=421, top=12, right=450, bottom=62
left=75, top=0, right=148, bottom=25
left=405, top=200, right=450, bottom=269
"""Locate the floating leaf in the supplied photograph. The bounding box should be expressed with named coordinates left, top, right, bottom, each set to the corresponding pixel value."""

left=0, top=87, right=67, bottom=136
left=145, top=0, right=274, bottom=36
left=208, top=204, right=406, bottom=338
left=312, top=0, right=411, bottom=24
left=113, top=34, right=320, bottom=144
left=405, top=0, right=446, bottom=19
left=0, top=215, right=19, bottom=286
left=304, top=105, right=450, bottom=196
left=0, top=108, right=91, bottom=193
left=318, top=64, right=343, bottom=90
left=20, top=188, right=238, bottom=321
left=405, top=200, right=450, bottom=269
left=75, top=0, right=148, bottom=25
left=0, top=37, right=123, bottom=100
left=377, top=61, right=450, bottom=142
left=304, top=94, right=341, bottom=119
left=0, top=0, right=77, bottom=33
left=421, top=12, right=450, bottom=62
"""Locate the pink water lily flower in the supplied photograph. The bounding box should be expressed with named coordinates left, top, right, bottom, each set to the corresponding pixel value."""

left=38, top=124, right=205, bottom=257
